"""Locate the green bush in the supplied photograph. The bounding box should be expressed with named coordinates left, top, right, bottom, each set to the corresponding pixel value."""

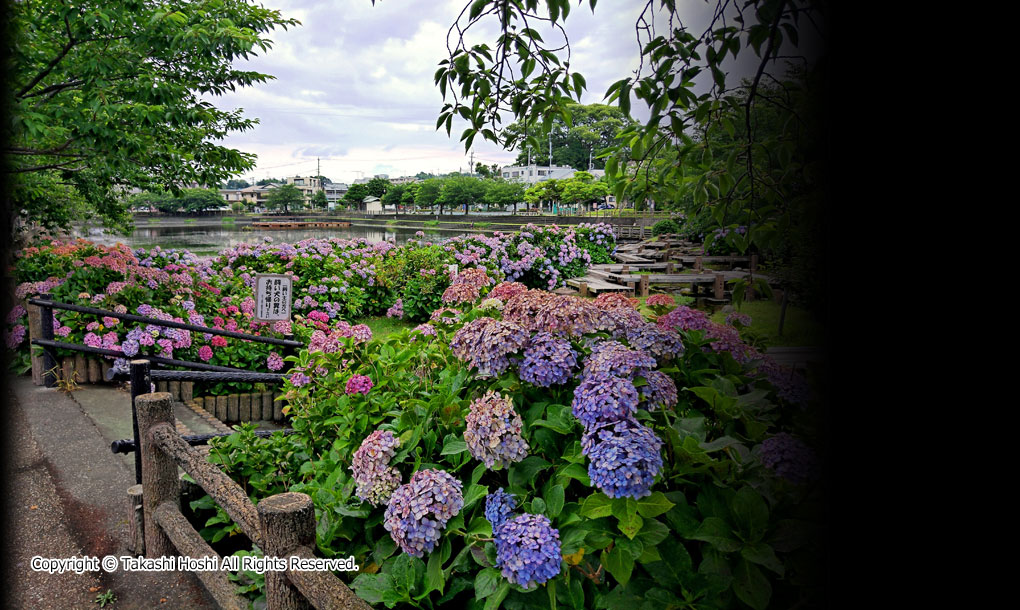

left=651, top=219, right=680, bottom=236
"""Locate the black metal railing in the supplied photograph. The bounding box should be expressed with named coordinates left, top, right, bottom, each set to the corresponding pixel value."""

left=27, top=296, right=302, bottom=484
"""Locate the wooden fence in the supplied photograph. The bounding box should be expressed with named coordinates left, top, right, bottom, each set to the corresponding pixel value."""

left=134, top=391, right=370, bottom=610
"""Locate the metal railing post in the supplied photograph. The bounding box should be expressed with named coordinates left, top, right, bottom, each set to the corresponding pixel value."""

left=130, top=359, right=151, bottom=485
left=38, top=293, right=57, bottom=387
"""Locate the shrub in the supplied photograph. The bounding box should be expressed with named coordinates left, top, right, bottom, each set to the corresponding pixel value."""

left=651, top=219, right=680, bottom=236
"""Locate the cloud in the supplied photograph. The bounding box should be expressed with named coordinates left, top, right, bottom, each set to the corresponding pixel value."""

left=206, top=0, right=706, bottom=183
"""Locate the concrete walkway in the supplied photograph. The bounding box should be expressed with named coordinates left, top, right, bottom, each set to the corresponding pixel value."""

left=4, top=377, right=218, bottom=609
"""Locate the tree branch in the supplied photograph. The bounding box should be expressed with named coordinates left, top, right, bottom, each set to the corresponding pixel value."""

left=17, top=14, right=77, bottom=99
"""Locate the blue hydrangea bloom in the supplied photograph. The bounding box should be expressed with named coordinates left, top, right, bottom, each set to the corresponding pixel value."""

left=582, top=418, right=663, bottom=499
left=464, top=391, right=529, bottom=469
left=571, top=373, right=640, bottom=427
left=624, top=322, right=685, bottom=360
left=494, top=513, right=562, bottom=589
left=484, top=488, right=518, bottom=531
left=384, top=469, right=464, bottom=557
left=582, top=340, right=657, bottom=380
left=519, top=332, right=578, bottom=387
left=640, top=370, right=678, bottom=410
left=450, top=317, right=529, bottom=376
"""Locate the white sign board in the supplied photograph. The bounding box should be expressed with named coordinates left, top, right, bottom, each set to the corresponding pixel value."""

left=255, top=274, right=293, bottom=322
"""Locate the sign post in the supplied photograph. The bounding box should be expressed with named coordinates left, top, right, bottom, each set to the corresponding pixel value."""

left=255, top=274, right=293, bottom=324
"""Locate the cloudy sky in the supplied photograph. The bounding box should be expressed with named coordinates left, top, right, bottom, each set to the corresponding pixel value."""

left=206, top=0, right=727, bottom=185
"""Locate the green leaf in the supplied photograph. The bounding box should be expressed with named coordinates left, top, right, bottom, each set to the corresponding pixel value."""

left=463, top=484, right=489, bottom=511
left=691, top=517, right=741, bottom=553
left=731, top=486, right=769, bottom=540
left=441, top=437, right=468, bottom=455
left=601, top=545, right=634, bottom=586
left=635, top=492, right=675, bottom=518
left=741, top=542, right=784, bottom=576
left=426, top=548, right=446, bottom=595
left=509, top=456, right=551, bottom=488
left=484, top=581, right=510, bottom=610
left=733, top=559, right=771, bottom=610
left=580, top=493, right=613, bottom=519
left=545, top=484, right=565, bottom=517
left=612, top=498, right=643, bottom=540
left=475, top=567, right=501, bottom=598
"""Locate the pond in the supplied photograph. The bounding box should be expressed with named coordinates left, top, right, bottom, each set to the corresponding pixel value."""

left=74, top=222, right=465, bottom=257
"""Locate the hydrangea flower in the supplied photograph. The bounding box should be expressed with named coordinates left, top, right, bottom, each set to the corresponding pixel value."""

left=502, top=289, right=554, bottom=329
left=384, top=469, right=464, bottom=557
left=289, top=370, right=311, bottom=387
left=494, top=513, right=562, bottom=589
left=582, top=418, right=663, bottom=498
left=345, top=374, right=374, bottom=395
left=266, top=352, right=284, bottom=371
left=571, top=373, right=640, bottom=427
left=640, top=370, right=678, bottom=410
left=484, top=488, right=518, bottom=531
left=595, top=307, right=647, bottom=337
left=656, top=305, right=712, bottom=332
left=386, top=299, right=404, bottom=319
left=450, top=317, right=529, bottom=376
left=198, top=345, right=213, bottom=362
left=624, top=323, right=685, bottom=361
left=478, top=298, right=504, bottom=311
left=5, top=324, right=26, bottom=349
left=351, top=430, right=402, bottom=505
left=451, top=267, right=493, bottom=289
left=519, top=332, right=578, bottom=387
left=593, top=292, right=637, bottom=310
left=531, top=295, right=601, bottom=337
left=488, top=281, right=528, bottom=301
left=645, top=294, right=676, bottom=308
left=351, top=324, right=373, bottom=343
left=725, top=311, right=753, bottom=327
left=758, top=432, right=819, bottom=484
left=464, top=391, right=529, bottom=469
left=582, top=340, right=657, bottom=380
left=412, top=323, right=437, bottom=337
left=441, top=283, right=479, bottom=304
left=430, top=307, right=462, bottom=324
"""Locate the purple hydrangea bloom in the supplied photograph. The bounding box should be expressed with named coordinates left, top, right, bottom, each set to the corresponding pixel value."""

left=441, top=283, right=479, bottom=304
left=450, top=317, right=529, bottom=376
left=494, top=513, right=562, bottom=589
left=725, top=311, right=753, bottom=327
left=386, top=299, right=404, bottom=319
left=519, top=332, right=578, bottom=387
left=351, top=430, right=402, bottom=505
left=412, top=323, right=437, bottom=337
left=289, top=370, right=311, bottom=387
left=595, top=307, right=647, bottom=338
left=351, top=324, right=372, bottom=344
left=582, top=340, right=657, bottom=380
left=121, top=339, right=140, bottom=358
left=345, top=374, right=374, bottom=395
left=571, top=373, right=640, bottom=427
left=5, top=324, right=26, bottom=349
left=624, top=322, right=685, bottom=361
left=531, top=295, right=601, bottom=337
left=266, top=352, right=284, bottom=371
left=464, top=391, right=529, bottom=469
left=582, top=418, right=663, bottom=498
left=83, top=332, right=102, bottom=348
left=384, top=469, right=464, bottom=557
left=656, top=305, right=712, bottom=332
left=640, top=370, right=678, bottom=410
left=484, top=488, right=518, bottom=532
left=758, top=432, right=819, bottom=484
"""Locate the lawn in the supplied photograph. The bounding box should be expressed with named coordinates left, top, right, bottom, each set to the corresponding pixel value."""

left=710, top=299, right=824, bottom=348
left=360, top=316, right=416, bottom=339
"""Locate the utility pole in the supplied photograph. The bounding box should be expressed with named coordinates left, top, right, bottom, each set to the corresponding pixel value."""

left=469, top=151, right=474, bottom=175
left=548, top=132, right=552, bottom=167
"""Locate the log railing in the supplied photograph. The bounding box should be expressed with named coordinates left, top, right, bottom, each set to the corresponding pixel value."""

left=135, top=392, right=370, bottom=610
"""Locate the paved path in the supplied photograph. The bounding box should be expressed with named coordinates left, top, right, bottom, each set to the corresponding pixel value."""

left=4, top=377, right=218, bottom=609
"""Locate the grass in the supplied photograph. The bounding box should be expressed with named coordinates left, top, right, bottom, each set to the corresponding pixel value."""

left=423, top=220, right=440, bottom=228
left=184, top=218, right=196, bottom=223
left=221, top=216, right=236, bottom=224
left=360, top=316, right=416, bottom=339
left=710, top=299, right=824, bottom=348
left=473, top=222, right=493, bottom=228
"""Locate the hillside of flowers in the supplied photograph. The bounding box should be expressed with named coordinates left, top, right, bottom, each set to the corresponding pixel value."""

left=197, top=271, right=825, bottom=609
left=3, top=224, right=615, bottom=391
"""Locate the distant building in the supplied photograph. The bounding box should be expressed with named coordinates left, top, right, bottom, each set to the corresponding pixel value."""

left=390, top=176, right=419, bottom=185
left=353, top=174, right=389, bottom=185
left=500, top=164, right=576, bottom=184
left=323, top=182, right=348, bottom=209
left=361, top=195, right=383, bottom=213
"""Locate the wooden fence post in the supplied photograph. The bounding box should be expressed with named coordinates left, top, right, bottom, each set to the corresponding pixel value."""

left=258, top=493, right=316, bottom=610
left=136, top=392, right=180, bottom=558
left=713, top=274, right=725, bottom=300
left=126, top=483, right=145, bottom=556
left=639, top=274, right=650, bottom=298
left=579, top=282, right=589, bottom=298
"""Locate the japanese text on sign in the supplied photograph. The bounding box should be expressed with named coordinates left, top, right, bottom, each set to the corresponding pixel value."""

left=255, top=274, right=292, bottom=322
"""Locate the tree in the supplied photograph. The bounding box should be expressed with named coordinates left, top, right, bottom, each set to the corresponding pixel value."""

left=4, top=0, right=298, bottom=241
left=560, top=176, right=609, bottom=211
left=178, top=188, right=225, bottom=214
left=224, top=179, right=251, bottom=189
left=402, top=182, right=422, bottom=210
left=505, top=103, right=634, bottom=171
left=483, top=180, right=526, bottom=213
left=311, top=190, right=328, bottom=210
left=265, top=184, right=303, bottom=214
left=257, top=178, right=281, bottom=186
left=415, top=179, right=443, bottom=213
left=365, top=177, right=391, bottom=198
left=438, top=175, right=487, bottom=215
left=431, top=0, right=828, bottom=311
left=344, top=183, right=370, bottom=209
left=382, top=183, right=406, bottom=213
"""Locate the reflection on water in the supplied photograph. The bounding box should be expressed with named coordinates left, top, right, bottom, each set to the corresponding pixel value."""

left=77, top=224, right=457, bottom=256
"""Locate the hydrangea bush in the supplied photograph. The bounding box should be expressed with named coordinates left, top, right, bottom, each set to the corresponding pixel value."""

left=194, top=284, right=824, bottom=610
